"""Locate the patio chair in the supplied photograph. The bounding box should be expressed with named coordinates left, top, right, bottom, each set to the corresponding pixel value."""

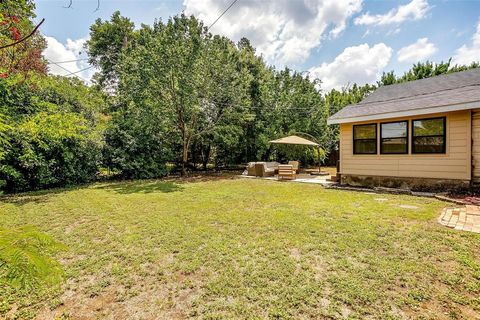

left=246, top=162, right=256, bottom=176
left=254, top=163, right=275, bottom=177
left=278, top=164, right=296, bottom=180
left=288, top=161, right=300, bottom=173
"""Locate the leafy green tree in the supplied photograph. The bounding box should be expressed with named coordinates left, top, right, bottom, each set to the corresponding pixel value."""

left=103, top=101, right=174, bottom=179
left=86, top=11, right=137, bottom=88
left=111, top=14, right=248, bottom=176
left=0, top=72, right=105, bottom=193
left=1, top=111, right=101, bottom=192
left=378, top=59, right=480, bottom=86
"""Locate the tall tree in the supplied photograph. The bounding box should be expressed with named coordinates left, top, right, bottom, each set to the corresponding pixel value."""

left=86, top=11, right=136, bottom=88
left=114, top=14, right=247, bottom=176
left=378, top=59, right=480, bottom=86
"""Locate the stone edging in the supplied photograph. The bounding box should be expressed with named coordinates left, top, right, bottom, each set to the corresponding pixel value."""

left=325, top=184, right=437, bottom=198
left=434, top=194, right=467, bottom=205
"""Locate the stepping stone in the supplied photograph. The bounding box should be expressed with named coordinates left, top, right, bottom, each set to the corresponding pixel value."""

left=466, top=205, right=480, bottom=216
left=399, top=205, right=419, bottom=210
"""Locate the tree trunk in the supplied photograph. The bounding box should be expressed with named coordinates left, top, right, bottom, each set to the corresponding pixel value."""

left=202, top=145, right=211, bottom=171
left=181, top=137, right=190, bottom=176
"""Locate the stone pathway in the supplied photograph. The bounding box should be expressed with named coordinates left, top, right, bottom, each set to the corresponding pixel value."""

left=438, top=205, right=480, bottom=233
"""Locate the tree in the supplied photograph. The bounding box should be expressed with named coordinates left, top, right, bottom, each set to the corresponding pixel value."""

left=0, top=74, right=105, bottom=192
left=378, top=59, right=480, bottom=86
left=113, top=14, right=248, bottom=176
left=86, top=11, right=136, bottom=88
left=0, top=0, right=47, bottom=78
left=1, top=111, right=101, bottom=192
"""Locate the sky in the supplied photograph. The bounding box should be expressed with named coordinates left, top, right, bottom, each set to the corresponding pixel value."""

left=36, top=0, right=480, bottom=91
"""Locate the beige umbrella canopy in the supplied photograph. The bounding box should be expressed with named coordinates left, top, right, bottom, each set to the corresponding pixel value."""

left=269, top=135, right=319, bottom=146
left=269, top=135, right=325, bottom=173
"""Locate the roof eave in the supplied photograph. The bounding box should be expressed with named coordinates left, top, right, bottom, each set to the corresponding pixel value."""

left=327, top=100, right=480, bottom=125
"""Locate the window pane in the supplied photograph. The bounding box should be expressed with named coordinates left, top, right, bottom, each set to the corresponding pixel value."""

left=382, top=138, right=407, bottom=153
left=381, top=122, right=407, bottom=138
left=354, top=140, right=376, bottom=154
left=354, top=124, right=376, bottom=139
left=413, top=137, right=445, bottom=153
left=413, top=118, right=444, bottom=137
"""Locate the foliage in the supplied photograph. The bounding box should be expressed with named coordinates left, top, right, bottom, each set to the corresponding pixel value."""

left=0, top=75, right=105, bottom=193
left=0, top=226, right=64, bottom=289
left=103, top=103, right=174, bottom=179
left=378, top=59, right=480, bottom=86
left=274, top=144, right=326, bottom=167
left=0, top=0, right=47, bottom=78
left=86, top=11, right=136, bottom=89
left=104, top=14, right=249, bottom=176
left=0, top=111, right=101, bottom=192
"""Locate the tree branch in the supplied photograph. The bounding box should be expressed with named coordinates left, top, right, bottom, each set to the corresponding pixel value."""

left=0, top=18, right=45, bottom=50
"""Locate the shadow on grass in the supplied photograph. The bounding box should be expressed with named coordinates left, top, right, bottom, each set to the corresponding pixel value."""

left=0, top=188, right=70, bottom=207
left=94, top=180, right=184, bottom=194
left=0, top=173, right=238, bottom=204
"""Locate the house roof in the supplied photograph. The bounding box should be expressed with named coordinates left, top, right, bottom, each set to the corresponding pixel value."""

left=327, top=68, right=480, bottom=124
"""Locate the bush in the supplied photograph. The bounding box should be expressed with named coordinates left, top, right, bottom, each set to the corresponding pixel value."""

left=0, top=112, right=101, bottom=192
left=103, top=107, right=174, bottom=179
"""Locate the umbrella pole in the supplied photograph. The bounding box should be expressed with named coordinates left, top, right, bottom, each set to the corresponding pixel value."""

left=317, top=146, right=321, bottom=173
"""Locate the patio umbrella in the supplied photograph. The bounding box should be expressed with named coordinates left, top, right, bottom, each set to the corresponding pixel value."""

left=269, top=135, right=319, bottom=147
left=269, top=135, right=324, bottom=173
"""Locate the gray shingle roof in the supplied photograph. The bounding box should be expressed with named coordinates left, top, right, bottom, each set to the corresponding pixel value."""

left=328, top=68, right=480, bottom=124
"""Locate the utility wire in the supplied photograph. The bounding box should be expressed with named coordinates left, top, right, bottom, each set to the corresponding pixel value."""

left=48, top=58, right=90, bottom=64
left=46, top=58, right=92, bottom=83
left=64, top=66, right=94, bottom=77
left=207, top=0, right=238, bottom=31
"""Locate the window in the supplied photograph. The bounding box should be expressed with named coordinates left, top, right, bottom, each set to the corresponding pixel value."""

left=380, top=121, right=408, bottom=154
left=412, top=117, right=446, bottom=154
left=353, top=123, right=377, bottom=154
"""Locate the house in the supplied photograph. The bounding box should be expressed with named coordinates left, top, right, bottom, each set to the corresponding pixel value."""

left=327, top=68, right=480, bottom=190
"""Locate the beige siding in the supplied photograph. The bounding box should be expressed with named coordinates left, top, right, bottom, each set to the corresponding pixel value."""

left=339, top=110, right=472, bottom=181
left=472, top=109, right=480, bottom=181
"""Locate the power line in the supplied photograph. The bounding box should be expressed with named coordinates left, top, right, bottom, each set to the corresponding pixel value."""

left=64, top=66, right=94, bottom=77
left=48, top=58, right=90, bottom=64
left=207, top=0, right=239, bottom=31
left=46, top=58, right=92, bottom=83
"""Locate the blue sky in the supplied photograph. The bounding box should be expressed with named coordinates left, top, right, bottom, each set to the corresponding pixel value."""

left=37, top=0, right=480, bottom=90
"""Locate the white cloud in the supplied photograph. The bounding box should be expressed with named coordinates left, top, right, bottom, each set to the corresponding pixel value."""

left=397, top=37, right=437, bottom=62
left=354, top=0, right=430, bottom=26
left=183, top=0, right=363, bottom=65
left=309, top=43, right=392, bottom=92
left=452, top=20, right=480, bottom=66
left=43, top=36, right=96, bottom=83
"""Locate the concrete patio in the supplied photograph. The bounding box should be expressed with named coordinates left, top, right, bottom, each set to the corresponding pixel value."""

left=239, top=173, right=335, bottom=185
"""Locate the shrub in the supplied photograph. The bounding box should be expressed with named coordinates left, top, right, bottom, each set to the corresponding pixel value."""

left=0, top=112, right=101, bottom=192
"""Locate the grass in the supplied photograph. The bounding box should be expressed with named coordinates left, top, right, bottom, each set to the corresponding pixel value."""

left=1, top=177, right=479, bottom=319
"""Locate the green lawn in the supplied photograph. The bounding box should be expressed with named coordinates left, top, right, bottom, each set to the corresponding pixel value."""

left=1, top=177, right=479, bottom=319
